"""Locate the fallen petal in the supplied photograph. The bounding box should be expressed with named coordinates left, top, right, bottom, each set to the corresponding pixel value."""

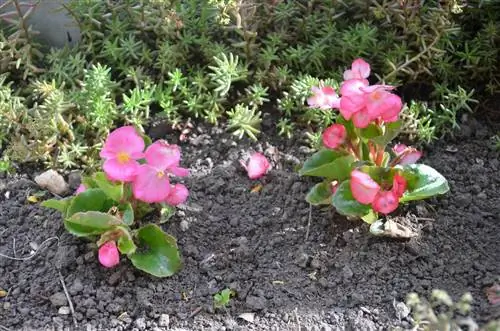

left=242, top=152, right=270, bottom=179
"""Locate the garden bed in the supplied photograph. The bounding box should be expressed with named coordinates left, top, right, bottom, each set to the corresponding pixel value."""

left=1, top=116, right=499, bottom=331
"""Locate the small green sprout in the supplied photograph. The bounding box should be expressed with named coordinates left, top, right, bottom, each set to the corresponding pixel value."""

left=213, top=288, right=234, bottom=309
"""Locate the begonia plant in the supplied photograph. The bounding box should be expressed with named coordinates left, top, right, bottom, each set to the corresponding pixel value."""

left=42, top=126, right=188, bottom=277
left=299, top=59, right=449, bottom=233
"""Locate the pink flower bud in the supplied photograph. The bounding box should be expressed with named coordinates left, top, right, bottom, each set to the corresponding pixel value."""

left=350, top=170, right=380, bottom=204
left=75, top=184, right=86, bottom=195
left=392, top=144, right=422, bottom=165
left=322, top=124, right=347, bottom=149
left=98, top=241, right=120, bottom=268
left=372, top=190, right=399, bottom=214
left=330, top=181, right=339, bottom=195
left=165, top=183, right=189, bottom=206
left=240, top=152, right=270, bottom=179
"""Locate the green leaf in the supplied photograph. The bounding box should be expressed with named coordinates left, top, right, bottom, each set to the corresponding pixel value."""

left=372, top=121, right=401, bottom=146
left=331, top=180, right=372, bottom=217
left=305, top=182, right=332, bottom=205
left=66, top=188, right=114, bottom=217
left=299, top=149, right=354, bottom=180
left=360, top=123, right=382, bottom=139
left=81, top=176, right=97, bottom=189
left=119, top=203, right=134, bottom=226
left=159, top=204, right=176, bottom=224
left=361, top=209, right=378, bottom=224
left=41, top=198, right=71, bottom=215
left=400, top=164, right=450, bottom=202
left=93, top=172, right=124, bottom=202
left=129, top=224, right=181, bottom=278
left=117, top=228, right=137, bottom=255
left=65, top=211, right=122, bottom=237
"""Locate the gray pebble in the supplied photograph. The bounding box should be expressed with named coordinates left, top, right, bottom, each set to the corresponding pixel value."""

left=49, top=292, right=67, bottom=307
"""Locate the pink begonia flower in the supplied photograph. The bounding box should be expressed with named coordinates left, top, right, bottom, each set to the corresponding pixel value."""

left=307, top=86, right=341, bottom=109
left=132, top=141, right=189, bottom=203
left=392, top=144, right=422, bottom=165
left=343, top=58, right=371, bottom=81
left=322, top=124, right=347, bottom=149
left=372, top=190, right=399, bottom=214
left=75, top=184, right=86, bottom=195
left=350, top=170, right=380, bottom=204
left=339, top=79, right=403, bottom=128
left=165, top=183, right=189, bottom=206
left=98, top=241, right=120, bottom=268
left=240, top=152, right=270, bottom=179
left=100, top=126, right=145, bottom=182
left=392, top=173, right=407, bottom=198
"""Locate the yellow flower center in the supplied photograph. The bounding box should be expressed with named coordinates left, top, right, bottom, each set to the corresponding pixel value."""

left=117, top=152, right=130, bottom=164
left=371, top=90, right=383, bottom=101
left=157, top=170, right=165, bottom=178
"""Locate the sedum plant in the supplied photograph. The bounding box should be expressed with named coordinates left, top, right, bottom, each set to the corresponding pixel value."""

left=42, top=126, right=189, bottom=277
left=299, top=59, right=449, bottom=233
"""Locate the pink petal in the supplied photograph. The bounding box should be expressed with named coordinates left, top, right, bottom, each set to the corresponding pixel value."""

left=75, top=184, right=86, bottom=195
left=340, top=79, right=367, bottom=96
left=322, top=124, right=346, bottom=149
left=145, top=140, right=181, bottom=170
left=242, top=152, right=270, bottom=179
left=379, top=94, right=403, bottom=122
left=132, top=164, right=171, bottom=203
left=399, top=150, right=422, bottom=166
left=343, top=58, right=371, bottom=80
left=351, top=108, right=372, bottom=128
left=165, top=183, right=189, bottom=206
left=307, top=86, right=340, bottom=109
left=169, top=166, right=190, bottom=177
left=372, top=190, right=399, bottom=214
left=98, top=241, right=120, bottom=268
left=393, top=144, right=408, bottom=155
left=103, top=158, right=139, bottom=182
left=100, top=126, right=145, bottom=160
left=340, top=94, right=365, bottom=118
left=350, top=170, right=380, bottom=204
left=392, top=173, right=407, bottom=198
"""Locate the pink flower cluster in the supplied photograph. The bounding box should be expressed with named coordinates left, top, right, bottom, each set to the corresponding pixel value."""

left=350, top=170, right=407, bottom=215
left=99, top=126, right=189, bottom=205
left=308, top=58, right=403, bottom=129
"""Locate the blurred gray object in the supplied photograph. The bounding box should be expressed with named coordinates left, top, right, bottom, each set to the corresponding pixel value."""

left=0, top=0, right=80, bottom=48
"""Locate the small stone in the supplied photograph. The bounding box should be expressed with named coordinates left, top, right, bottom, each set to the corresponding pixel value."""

left=34, top=170, right=69, bottom=195
left=84, top=251, right=95, bottom=262
left=246, top=295, right=267, bottom=311
left=343, top=266, right=354, bottom=279
left=70, top=278, right=84, bottom=294
left=158, top=314, right=170, bottom=327
left=3, top=302, right=10, bottom=310
left=135, top=317, right=147, bottom=330
left=394, top=301, right=410, bottom=319
left=108, top=271, right=122, bottom=285
left=58, top=306, right=71, bottom=315
left=180, top=220, right=189, bottom=231
left=49, top=292, right=67, bottom=307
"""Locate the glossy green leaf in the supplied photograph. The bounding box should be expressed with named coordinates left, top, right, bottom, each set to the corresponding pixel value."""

left=372, top=121, right=402, bottom=146
left=299, top=149, right=354, bottom=180
left=400, top=164, right=449, bottom=202
left=66, top=188, right=114, bottom=217
left=305, top=181, right=332, bottom=205
left=93, top=172, right=124, bottom=202
left=159, top=204, right=176, bottom=224
left=41, top=198, right=71, bottom=215
left=119, top=203, right=134, bottom=226
left=331, top=180, right=372, bottom=217
left=117, top=228, right=137, bottom=255
left=361, top=209, right=378, bottom=224
left=64, top=211, right=122, bottom=237
left=129, top=224, right=181, bottom=278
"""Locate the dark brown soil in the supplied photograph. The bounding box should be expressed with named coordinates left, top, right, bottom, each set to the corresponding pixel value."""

left=0, top=116, right=499, bottom=331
